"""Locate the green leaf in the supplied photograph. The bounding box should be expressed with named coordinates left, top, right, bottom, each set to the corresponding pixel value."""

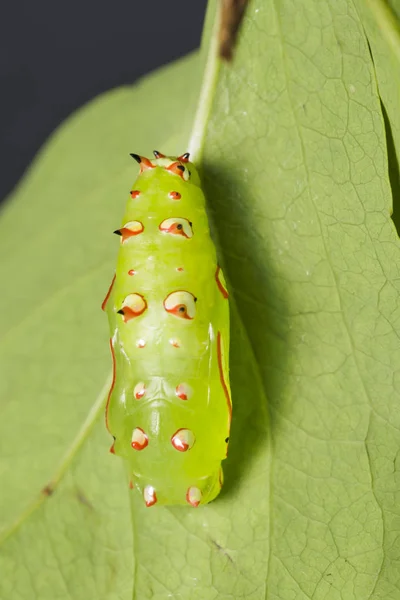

left=1, top=0, right=400, bottom=599
left=0, top=49, right=207, bottom=599
left=355, top=0, right=400, bottom=231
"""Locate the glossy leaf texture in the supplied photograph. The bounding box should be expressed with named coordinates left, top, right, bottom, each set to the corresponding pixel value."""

left=1, top=0, right=400, bottom=598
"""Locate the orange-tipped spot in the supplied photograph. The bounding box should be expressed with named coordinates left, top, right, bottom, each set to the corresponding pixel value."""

left=131, top=427, right=148, bottom=450
left=134, top=382, right=146, bottom=399
left=186, top=486, right=201, bottom=507
left=130, top=190, right=141, bottom=198
left=171, top=428, right=195, bottom=452
left=118, top=293, right=147, bottom=323
left=175, top=383, right=191, bottom=400
left=144, top=485, right=157, bottom=507
left=169, top=191, right=181, bottom=200
left=164, top=291, right=196, bottom=320
left=159, top=218, right=193, bottom=239
left=115, top=221, right=144, bottom=243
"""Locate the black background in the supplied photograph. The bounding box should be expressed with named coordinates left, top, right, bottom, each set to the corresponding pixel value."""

left=0, top=0, right=207, bottom=203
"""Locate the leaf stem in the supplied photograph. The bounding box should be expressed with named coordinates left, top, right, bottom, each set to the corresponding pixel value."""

left=188, top=0, right=222, bottom=163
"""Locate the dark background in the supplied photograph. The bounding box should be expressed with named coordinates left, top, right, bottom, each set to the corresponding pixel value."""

left=0, top=0, right=208, bottom=203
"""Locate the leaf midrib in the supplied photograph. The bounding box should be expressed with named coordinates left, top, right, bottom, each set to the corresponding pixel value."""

left=0, top=373, right=112, bottom=545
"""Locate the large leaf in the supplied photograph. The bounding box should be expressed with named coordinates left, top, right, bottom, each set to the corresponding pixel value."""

left=0, top=47, right=207, bottom=598
left=1, top=1, right=400, bottom=599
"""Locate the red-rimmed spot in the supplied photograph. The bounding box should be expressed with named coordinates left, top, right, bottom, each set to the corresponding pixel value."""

left=159, top=218, right=193, bottom=239
left=118, top=293, right=147, bottom=322
left=114, top=221, right=144, bottom=243
left=134, top=382, right=146, bottom=399
left=105, top=339, right=116, bottom=432
left=176, top=267, right=184, bottom=272
left=169, top=191, right=181, bottom=200
left=186, top=486, right=201, bottom=507
left=217, top=331, right=232, bottom=422
left=171, top=428, right=195, bottom=452
left=131, top=427, right=148, bottom=450
left=136, top=339, right=146, bottom=348
left=170, top=339, right=180, bottom=348
left=130, top=190, right=141, bottom=198
left=175, top=383, right=191, bottom=400
left=109, top=441, right=116, bottom=454
left=101, top=274, right=116, bottom=311
left=164, top=291, right=196, bottom=320
left=128, top=269, right=137, bottom=276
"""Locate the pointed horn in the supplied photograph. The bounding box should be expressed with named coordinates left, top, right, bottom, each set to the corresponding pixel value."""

left=153, top=150, right=166, bottom=159
left=130, top=153, right=155, bottom=172
left=178, top=152, right=190, bottom=163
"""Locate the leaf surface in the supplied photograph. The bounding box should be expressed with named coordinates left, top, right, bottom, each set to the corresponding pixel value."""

left=0, top=51, right=205, bottom=599
left=1, top=1, right=400, bottom=599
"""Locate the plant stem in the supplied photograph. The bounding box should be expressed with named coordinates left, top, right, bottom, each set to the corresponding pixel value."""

left=188, top=0, right=222, bottom=163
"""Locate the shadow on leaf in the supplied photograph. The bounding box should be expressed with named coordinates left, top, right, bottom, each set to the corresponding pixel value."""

left=201, top=160, right=292, bottom=499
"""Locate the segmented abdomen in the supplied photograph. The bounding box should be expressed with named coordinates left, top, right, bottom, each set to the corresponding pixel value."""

left=103, top=155, right=230, bottom=507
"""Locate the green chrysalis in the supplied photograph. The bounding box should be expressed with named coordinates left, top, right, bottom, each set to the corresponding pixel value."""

left=102, top=151, right=231, bottom=507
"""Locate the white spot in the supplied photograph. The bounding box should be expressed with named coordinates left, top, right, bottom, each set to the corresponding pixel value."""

left=134, top=382, right=146, bottom=399
left=144, top=485, right=157, bottom=507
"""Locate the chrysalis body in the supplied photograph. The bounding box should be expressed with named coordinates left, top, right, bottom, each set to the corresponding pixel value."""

left=103, top=152, right=231, bottom=507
